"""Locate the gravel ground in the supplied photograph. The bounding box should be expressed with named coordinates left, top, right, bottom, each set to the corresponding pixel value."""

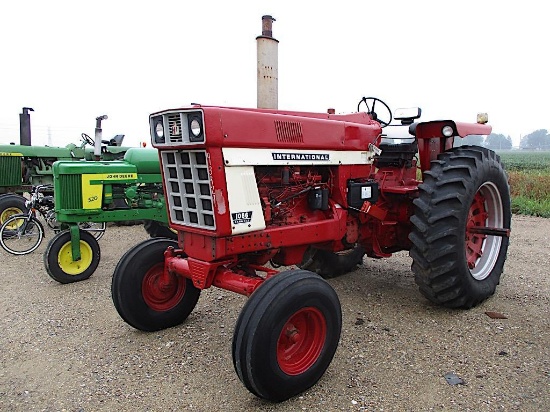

left=1, top=215, right=548, bottom=411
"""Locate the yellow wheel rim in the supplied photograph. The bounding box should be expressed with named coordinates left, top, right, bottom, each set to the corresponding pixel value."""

left=1, top=207, right=24, bottom=227
left=57, top=240, right=93, bottom=275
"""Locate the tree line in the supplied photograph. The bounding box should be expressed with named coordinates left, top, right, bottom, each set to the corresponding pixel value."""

left=455, top=129, right=550, bottom=150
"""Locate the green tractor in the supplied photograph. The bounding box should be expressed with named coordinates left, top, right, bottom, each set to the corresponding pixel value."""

left=44, top=147, right=175, bottom=284
left=0, top=109, right=129, bottom=225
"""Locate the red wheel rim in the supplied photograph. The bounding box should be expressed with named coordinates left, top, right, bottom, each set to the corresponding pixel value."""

left=142, top=263, right=185, bottom=311
left=277, top=307, right=327, bottom=375
left=466, top=191, right=488, bottom=269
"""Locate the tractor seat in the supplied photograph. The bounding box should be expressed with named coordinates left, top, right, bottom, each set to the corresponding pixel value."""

left=375, top=124, right=418, bottom=168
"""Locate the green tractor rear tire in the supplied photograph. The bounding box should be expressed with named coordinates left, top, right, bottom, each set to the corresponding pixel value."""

left=0, top=194, right=28, bottom=226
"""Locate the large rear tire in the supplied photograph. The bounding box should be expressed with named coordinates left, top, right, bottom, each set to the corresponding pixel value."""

left=0, top=194, right=28, bottom=226
left=298, top=246, right=365, bottom=279
left=232, top=270, right=341, bottom=402
left=409, top=146, right=511, bottom=308
left=111, top=238, right=200, bottom=331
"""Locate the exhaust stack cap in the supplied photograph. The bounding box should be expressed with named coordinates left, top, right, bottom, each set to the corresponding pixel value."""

left=261, top=15, right=276, bottom=38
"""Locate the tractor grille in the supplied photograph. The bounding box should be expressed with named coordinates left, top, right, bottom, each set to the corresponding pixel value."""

left=161, top=150, right=215, bottom=230
left=167, top=114, right=183, bottom=143
left=275, top=120, right=304, bottom=143
left=0, top=155, right=22, bottom=186
left=57, top=175, right=82, bottom=209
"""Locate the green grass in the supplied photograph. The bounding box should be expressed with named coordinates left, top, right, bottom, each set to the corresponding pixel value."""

left=511, top=197, right=550, bottom=218
left=498, top=150, right=550, bottom=172
left=497, top=150, right=550, bottom=217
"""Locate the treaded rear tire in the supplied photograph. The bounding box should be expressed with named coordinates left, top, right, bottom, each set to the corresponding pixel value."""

left=409, top=146, right=511, bottom=308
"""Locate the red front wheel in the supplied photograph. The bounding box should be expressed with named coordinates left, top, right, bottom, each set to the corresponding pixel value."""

left=111, top=238, right=200, bottom=331
left=232, top=270, right=342, bottom=402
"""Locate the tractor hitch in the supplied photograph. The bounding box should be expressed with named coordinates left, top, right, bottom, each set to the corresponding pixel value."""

left=468, top=226, right=511, bottom=237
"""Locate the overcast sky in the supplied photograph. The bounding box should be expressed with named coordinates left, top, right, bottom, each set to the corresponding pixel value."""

left=1, top=0, right=547, bottom=148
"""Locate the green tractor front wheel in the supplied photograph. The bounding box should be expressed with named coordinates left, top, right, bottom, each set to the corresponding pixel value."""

left=44, top=230, right=101, bottom=283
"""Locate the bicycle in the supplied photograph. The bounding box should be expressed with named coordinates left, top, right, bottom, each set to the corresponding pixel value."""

left=0, top=185, right=106, bottom=255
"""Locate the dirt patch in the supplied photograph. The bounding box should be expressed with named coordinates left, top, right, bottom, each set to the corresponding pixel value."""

left=1, top=215, right=548, bottom=411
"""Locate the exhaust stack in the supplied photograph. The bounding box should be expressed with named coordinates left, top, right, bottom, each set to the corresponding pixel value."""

left=94, top=115, right=108, bottom=159
left=19, top=107, right=34, bottom=146
left=256, top=15, right=278, bottom=109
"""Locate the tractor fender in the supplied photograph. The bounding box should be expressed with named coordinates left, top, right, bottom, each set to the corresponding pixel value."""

left=410, top=120, right=492, bottom=139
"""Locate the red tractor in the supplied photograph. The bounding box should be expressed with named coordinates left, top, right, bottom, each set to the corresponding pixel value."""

left=111, top=97, right=511, bottom=402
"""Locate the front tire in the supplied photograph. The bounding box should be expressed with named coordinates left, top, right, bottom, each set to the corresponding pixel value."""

left=232, top=270, right=342, bottom=402
left=44, top=230, right=101, bottom=283
left=111, top=238, right=200, bottom=331
left=409, top=146, right=511, bottom=308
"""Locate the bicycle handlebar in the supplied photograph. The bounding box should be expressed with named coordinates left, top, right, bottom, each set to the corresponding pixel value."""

left=32, top=184, right=54, bottom=193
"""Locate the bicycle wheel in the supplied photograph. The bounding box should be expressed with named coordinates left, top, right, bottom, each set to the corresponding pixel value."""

left=0, top=214, right=45, bottom=255
left=78, top=221, right=106, bottom=241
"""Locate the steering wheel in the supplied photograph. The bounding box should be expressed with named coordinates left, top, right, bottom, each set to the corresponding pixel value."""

left=357, top=97, right=392, bottom=128
left=81, top=133, right=95, bottom=146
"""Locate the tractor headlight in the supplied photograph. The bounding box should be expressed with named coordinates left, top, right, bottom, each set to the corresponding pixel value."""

left=442, top=125, right=454, bottom=137
left=190, top=119, right=201, bottom=136
left=188, top=115, right=204, bottom=142
left=153, top=119, right=165, bottom=143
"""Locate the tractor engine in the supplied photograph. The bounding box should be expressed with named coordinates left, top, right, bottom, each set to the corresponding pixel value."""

left=256, top=165, right=329, bottom=227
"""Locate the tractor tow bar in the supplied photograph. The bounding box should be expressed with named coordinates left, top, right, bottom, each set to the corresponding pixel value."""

left=467, top=226, right=510, bottom=237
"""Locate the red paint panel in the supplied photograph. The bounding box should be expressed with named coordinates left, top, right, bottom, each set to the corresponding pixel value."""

left=209, top=107, right=380, bottom=150
left=181, top=210, right=347, bottom=262
left=455, top=122, right=492, bottom=137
